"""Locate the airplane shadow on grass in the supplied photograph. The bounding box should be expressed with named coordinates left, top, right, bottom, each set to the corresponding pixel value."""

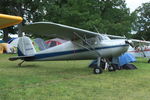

left=10, top=64, right=40, bottom=68
left=25, top=64, right=88, bottom=74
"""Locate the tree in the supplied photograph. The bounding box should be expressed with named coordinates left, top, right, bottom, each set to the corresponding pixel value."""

left=43, top=0, right=135, bottom=38
left=0, top=0, right=135, bottom=40
left=132, top=2, right=150, bottom=40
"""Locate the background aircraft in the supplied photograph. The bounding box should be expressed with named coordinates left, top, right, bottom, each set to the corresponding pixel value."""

left=0, top=14, right=22, bottom=29
left=108, top=36, right=150, bottom=63
left=9, top=22, right=131, bottom=74
left=0, top=14, right=23, bottom=54
left=127, top=39, right=150, bottom=63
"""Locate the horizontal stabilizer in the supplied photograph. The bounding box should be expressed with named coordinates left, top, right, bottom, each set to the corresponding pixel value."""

left=9, top=56, right=34, bottom=61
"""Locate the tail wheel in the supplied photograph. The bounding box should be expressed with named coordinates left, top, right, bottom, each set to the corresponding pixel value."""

left=93, top=67, right=103, bottom=74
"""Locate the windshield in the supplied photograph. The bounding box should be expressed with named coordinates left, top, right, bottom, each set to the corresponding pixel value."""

left=99, top=35, right=111, bottom=40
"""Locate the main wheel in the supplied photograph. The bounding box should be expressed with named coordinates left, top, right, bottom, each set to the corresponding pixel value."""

left=148, top=59, right=150, bottom=63
left=108, top=65, right=116, bottom=72
left=93, top=67, right=103, bottom=74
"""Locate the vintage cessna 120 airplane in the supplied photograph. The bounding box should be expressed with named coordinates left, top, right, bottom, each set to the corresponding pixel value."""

left=9, top=22, right=132, bottom=74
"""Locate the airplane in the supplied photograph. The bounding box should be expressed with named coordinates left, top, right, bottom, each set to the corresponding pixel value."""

left=108, top=35, right=150, bottom=63
left=0, top=14, right=23, bottom=53
left=9, top=22, right=131, bottom=74
left=127, top=39, right=150, bottom=63
left=0, top=14, right=23, bottom=29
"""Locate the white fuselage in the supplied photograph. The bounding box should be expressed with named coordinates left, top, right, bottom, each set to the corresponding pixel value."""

left=33, top=36, right=129, bottom=61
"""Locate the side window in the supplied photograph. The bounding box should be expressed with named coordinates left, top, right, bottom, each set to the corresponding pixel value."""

left=83, top=37, right=97, bottom=45
left=98, top=35, right=111, bottom=40
left=98, top=36, right=103, bottom=41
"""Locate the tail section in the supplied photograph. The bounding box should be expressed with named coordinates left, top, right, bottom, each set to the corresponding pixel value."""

left=18, top=36, right=36, bottom=56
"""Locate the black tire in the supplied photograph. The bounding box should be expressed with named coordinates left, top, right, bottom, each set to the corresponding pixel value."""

left=148, top=59, right=150, bottom=63
left=108, top=65, right=116, bottom=72
left=93, top=67, right=103, bottom=74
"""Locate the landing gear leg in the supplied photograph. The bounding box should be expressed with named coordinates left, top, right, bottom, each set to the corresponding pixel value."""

left=93, top=57, right=103, bottom=74
left=106, top=59, right=116, bottom=72
left=18, top=60, right=24, bottom=67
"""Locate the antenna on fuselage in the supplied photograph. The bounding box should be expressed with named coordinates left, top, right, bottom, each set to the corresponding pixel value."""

left=141, top=37, right=145, bottom=41
left=93, top=25, right=100, bottom=34
left=93, top=25, right=103, bottom=38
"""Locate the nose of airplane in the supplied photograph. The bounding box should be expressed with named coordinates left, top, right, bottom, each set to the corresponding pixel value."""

left=116, top=39, right=130, bottom=54
left=125, top=40, right=134, bottom=47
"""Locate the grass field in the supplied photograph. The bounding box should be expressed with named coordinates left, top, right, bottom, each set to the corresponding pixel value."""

left=0, top=54, right=150, bottom=100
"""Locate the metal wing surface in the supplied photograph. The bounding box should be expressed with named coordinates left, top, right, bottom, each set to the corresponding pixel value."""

left=106, top=35, right=126, bottom=39
left=108, top=34, right=150, bottom=46
left=131, top=39, right=150, bottom=47
left=23, top=22, right=99, bottom=40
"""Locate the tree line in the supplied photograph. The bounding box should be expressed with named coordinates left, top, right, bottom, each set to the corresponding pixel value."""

left=0, top=0, right=149, bottom=41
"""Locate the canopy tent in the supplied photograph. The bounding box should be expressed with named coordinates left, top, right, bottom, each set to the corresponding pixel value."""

left=34, top=38, right=48, bottom=51
left=118, top=53, right=136, bottom=66
left=9, top=38, right=19, bottom=47
left=0, top=39, right=4, bottom=43
left=0, top=43, right=7, bottom=54
left=0, top=43, right=15, bottom=54
left=0, top=14, right=23, bottom=29
left=45, top=38, right=67, bottom=47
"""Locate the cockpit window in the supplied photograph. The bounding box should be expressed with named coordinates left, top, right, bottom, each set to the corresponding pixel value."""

left=82, top=37, right=97, bottom=45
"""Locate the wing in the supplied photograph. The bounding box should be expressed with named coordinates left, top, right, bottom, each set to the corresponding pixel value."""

left=23, top=22, right=99, bottom=40
left=107, top=35, right=126, bottom=39
left=131, top=39, right=150, bottom=47
left=0, top=14, right=23, bottom=29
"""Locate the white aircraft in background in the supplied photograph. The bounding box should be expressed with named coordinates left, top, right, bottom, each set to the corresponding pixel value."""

left=9, top=22, right=131, bottom=74
left=127, top=39, right=150, bottom=63
left=108, top=36, right=150, bottom=63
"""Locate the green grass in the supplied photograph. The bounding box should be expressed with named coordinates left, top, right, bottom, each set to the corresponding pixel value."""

left=0, top=54, right=150, bottom=100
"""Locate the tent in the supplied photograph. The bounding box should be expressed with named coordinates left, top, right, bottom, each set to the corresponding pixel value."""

left=0, top=39, right=4, bottom=43
left=0, top=43, right=7, bottom=54
left=9, top=38, right=19, bottom=47
left=34, top=38, right=67, bottom=51
left=0, top=43, right=15, bottom=54
left=89, top=53, right=136, bottom=68
left=45, top=38, right=67, bottom=47
left=34, top=38, right=48, bottom=51
left=118, top=53, right=136, bottom=66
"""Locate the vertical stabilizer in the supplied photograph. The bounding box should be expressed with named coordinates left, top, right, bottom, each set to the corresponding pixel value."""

left=18, top=36, right=36, bottom=56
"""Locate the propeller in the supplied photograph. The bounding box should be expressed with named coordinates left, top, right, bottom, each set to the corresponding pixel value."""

left=125, top=40, right=134, bottom=47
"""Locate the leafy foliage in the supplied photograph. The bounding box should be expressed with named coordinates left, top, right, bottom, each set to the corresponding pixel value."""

left=44, top=0, right=134, bottom=37
left=0, top=0, right=136, bottom=40
left=132, top=2, right=150, bottom=40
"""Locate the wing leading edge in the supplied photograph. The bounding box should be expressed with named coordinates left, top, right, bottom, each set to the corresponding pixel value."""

left=23, top=22, right=99, bottom=40
left=0, top=14, right=23, bottom=29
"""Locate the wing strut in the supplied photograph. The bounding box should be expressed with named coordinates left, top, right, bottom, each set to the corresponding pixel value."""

left=73, top=32, right=101, bottom=57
